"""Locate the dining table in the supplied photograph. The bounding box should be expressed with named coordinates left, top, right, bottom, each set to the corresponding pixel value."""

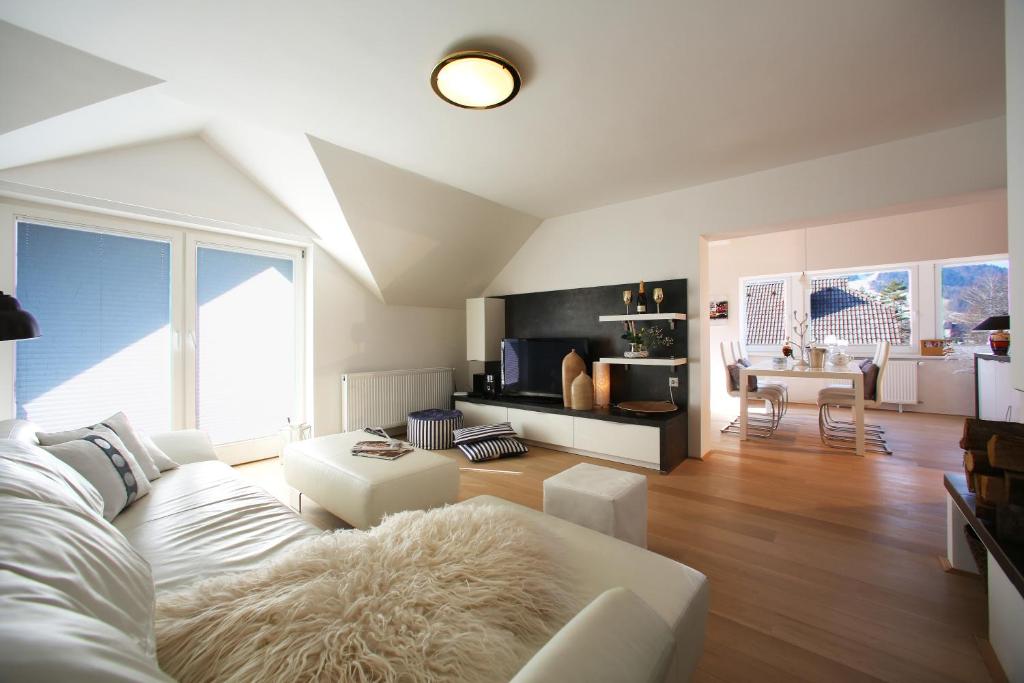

left=739, top=361, right=866, bottom=455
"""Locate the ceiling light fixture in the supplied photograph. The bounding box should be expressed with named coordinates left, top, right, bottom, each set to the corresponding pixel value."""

left=430, top=50, right=521, bottom=109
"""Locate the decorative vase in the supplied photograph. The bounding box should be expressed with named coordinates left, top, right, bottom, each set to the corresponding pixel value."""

left=561, top=349, right=585, bottom=407
left=990, top=330, right=1010, bottom=356
left=571, top=370, right=594, bottom=411
left=624, top=343, right=649, bottom=359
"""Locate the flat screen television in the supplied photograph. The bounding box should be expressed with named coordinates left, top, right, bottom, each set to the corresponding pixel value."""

left=501, top=337, right=590, bottom=398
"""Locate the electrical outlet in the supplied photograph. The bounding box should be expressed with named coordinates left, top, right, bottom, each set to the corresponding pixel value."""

left=668, top=377, right=679, bottom=388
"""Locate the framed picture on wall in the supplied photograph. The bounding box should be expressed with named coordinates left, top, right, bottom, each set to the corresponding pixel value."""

left=710, top=300, right=728, bottom=320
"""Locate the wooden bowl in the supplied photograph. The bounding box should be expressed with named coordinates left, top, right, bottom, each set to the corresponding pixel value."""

left=617, top=401, right=678, bottom=414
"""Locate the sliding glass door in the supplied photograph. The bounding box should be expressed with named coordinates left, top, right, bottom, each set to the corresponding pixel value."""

left=194, top=245, right=298, bottom=445
left=12, top=214, right=305, bottom=452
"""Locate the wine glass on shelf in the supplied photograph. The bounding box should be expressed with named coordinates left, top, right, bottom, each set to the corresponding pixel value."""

left=622, top=290, right=633, bottom=315
left=653, top=287, right=664, bottom=313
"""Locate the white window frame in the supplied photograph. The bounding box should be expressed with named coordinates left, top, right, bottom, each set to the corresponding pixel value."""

left=804, top=262, right=919, bottom=355
left=0, top=200, right=309, bottom=447
left=739, top=274, right=794, bottom=353
left=184, top=232, right=306, bottom=454
left=932, top=253, right=1010, bottom=347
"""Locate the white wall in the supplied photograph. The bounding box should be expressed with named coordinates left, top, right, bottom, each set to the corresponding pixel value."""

left=707, top=192, right=1008, bottom=418
left=312, top=245, right=467, bottom=436
left=310, top=137, right=540, bottom=309
left=1009, top=0, right=1024, bottom=391
left=486, top=117, right=1007, bottom=457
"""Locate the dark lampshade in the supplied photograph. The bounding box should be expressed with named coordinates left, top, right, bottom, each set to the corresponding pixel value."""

left=974, top=315, right=1010, bottom=331
left=0, top=291, right=40, bottom=341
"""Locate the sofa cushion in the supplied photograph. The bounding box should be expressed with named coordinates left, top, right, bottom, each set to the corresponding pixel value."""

left=115, top=461, right=318, bottom=592
left=0, top=497, right=158, bottom=658
left=0, top=419, right=39, bottom=444
left=37, top=412, right=171, bottom=481
left=41, top=427, right=152, bottom=521
left=457, top=437, right=529, bottom=462
left=452, top=422, right=518, bottom=445
left=0, top=439, right=104, bottom=518
left=0, top=570, right=170, bottom=683
left=139, top=431, right=180, bottom=472
left=859, top=360, right=880, bottom=401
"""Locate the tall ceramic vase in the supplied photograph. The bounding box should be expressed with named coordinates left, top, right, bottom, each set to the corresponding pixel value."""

left=561, top=349, right=585, bottom=407
left=571, top=369, right=594, bottom=411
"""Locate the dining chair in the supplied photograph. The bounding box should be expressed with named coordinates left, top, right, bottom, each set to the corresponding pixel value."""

left=819, top=341, right=887, bottom=436
left=719, top=342, right=785, bottom=438
left=816, top=341, right=892, bottom=454
left=731, top=340, right=789, bottom=416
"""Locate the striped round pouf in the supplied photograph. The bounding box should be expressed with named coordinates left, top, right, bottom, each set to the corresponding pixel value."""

left=407, top=409, right=464, bottom=450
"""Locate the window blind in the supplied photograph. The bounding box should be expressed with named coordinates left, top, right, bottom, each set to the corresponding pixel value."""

left=15, top=222, right=172, bottom=433
left=195, top=246, right=295, bottom=445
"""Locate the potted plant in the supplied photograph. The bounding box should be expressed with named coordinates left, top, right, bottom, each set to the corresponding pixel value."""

left=622, top=322, right=673, bottom=359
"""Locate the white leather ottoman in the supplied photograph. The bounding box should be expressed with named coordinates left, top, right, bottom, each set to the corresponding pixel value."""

left=543, top=463, right=648, bottom=548
left=282, top=431, right=460, bottom=529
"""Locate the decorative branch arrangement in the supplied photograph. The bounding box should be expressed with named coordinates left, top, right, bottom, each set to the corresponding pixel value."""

left=790, top=310, right=809, bottom=368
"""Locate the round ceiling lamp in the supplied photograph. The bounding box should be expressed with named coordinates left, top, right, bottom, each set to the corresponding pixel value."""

left=430, top=50, right=521, bottom=109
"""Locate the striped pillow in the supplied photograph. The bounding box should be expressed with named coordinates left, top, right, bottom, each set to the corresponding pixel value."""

left=457, top=437, right=529, bottom=462
left=452, top=422, right=518, bottom=446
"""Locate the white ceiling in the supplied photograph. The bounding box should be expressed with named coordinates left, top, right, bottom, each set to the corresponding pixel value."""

left=0, top=0, right=1005, bottom=218
left=0, top=20, right=159, bottom=135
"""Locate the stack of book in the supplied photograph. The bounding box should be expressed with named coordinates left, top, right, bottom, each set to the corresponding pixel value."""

left=351, top=440, right=413, bottom=460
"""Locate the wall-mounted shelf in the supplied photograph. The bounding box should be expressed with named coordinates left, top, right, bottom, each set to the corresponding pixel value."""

left=599, top=313, right=686, bottom=322
left=599, top=313, right=686, bottom=329
left=599, top=357, right=688, bottom=372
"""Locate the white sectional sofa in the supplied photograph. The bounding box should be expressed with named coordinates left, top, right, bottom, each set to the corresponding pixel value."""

left=0, top=419, right=709, bottom=682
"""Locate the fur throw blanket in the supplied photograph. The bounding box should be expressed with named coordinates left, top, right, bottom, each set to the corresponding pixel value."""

left=155, top=504, right=580, bottom=683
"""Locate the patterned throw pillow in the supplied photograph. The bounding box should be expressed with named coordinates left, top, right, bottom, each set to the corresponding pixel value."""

left=452, top=422, right=518, bottom=446
left=457, top=437, right=529, bottom=462
left=41, top=427, right=151, bottom=521
left=36, top=412, right=178, bottom=480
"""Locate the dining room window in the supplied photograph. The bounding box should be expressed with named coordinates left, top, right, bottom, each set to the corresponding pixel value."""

left=938, top=258, right=1009, bottom=345
left=809, top=269, right=912, bottom=346
left=742, top=278, right=788, bottom=347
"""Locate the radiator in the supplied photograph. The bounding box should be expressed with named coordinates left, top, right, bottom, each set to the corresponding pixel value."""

left=342, top=367, right=455, bottom=432
left=881, top=360, right=919, bottom=406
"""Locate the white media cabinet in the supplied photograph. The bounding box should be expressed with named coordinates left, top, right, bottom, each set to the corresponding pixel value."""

left=455, top=396, right=687, bottom=472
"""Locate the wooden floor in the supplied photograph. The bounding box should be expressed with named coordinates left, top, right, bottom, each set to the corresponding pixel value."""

left=236, top=405, right=993, bottom=683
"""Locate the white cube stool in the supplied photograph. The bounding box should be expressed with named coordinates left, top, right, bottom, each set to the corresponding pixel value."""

left=543, top=463, right=648, bottom=547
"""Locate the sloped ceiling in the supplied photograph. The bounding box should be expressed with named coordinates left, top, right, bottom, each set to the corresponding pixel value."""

left=0, top=18, right=540, bottom=307
left=202, top=121, right=382, bottom=301
left=0, top=2, right=1007, bottom=307
left=0, top=1, right=1005, bottom=217
left=0, top=20, right=160, bottom=135
left=0, top=136, right=314, bottom=241
left=309, top=137, right=540, bottom=308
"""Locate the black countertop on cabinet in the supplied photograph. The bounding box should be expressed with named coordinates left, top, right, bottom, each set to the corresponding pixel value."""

left=945, top=473, right=1024, bottom=598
